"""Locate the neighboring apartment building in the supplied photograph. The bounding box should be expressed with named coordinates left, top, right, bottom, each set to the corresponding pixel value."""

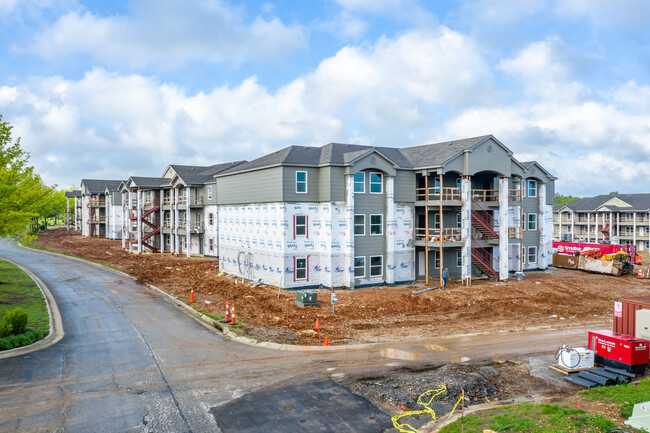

left=215, top=135, right=555, bottom=289
left=553, top=194, right=650, bottom=250
left=64, top=190, right=81, bottom=231
left=79, top=179, right=123, bottom=237
left=120, top=162, right=245, bottom=256
left=103, top=183, right=123, bottom=240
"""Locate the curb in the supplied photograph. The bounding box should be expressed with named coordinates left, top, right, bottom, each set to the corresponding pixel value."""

left=0, top=256, right=65, bottom=360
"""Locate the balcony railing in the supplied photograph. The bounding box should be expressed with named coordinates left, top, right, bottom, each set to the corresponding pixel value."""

left=414, top=227, right=462, bottom=243
left=89, top=198, right=105, bottom=207
left=415, top=187, right=461, bottom=202
left=508, top=227, right=521, bottom=239
left=472, top=189, right=499, bottom=203
left=509, top=189, right=522, bottom=201
left=89, top=216, right=105, bottom=223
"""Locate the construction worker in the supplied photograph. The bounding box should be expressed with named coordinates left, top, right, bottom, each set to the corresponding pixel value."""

left=442, top=268, right=449, bottom=288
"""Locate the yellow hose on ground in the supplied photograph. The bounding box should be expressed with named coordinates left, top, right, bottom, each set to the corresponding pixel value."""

left=391, top=384, right=465, bottom=433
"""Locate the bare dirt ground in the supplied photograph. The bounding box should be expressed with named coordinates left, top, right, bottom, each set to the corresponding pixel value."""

left=32, top=229, right=650, bottom=346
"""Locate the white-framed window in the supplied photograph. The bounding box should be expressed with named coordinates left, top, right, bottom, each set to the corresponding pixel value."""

left=354, top=214, right=365, bottom=236
left=296, top=171, right=308, bottom=193
left=370, top=214, right=383, bottom=235
left=209, top=238, right=214, bottom=252
left=166, top=236, right=170, bottom=245
left=354, top=172, right=365, bottom=193
left=369, top=172, right=383, bottom=194
left=294, top=215, right=307, bottom=237
left=527, top=180, right=537, bottom=198
left=295, top=257, right=308, bottom=280
left=433, top=213, right=440, bottom=229
left=527, top=213, right=537, bottom=231
left=370, top=255, right=383, bottom=277
left=456, top=177, right=462, bottom=188
left=457, top=213, right=462, bottom=227
left=528, top=246, right=537, bottom=264
left=457, top=250, right=462, bottom=267
left=434, top=250, right=440, bottom=269
left=354, top=256, right=365, bottom=278
left=521, top=179, right=526, bottom=198
left=207, top=185, right=213, bottom=200
left=209, top=213, right=214, bottom=225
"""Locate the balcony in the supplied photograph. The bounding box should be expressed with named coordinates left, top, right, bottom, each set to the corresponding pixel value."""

left=89, top=198, right=105, bottom=207
left=509, top=189, right=522, bottom=201
left=89, top=215, right=105, bottom=223
left=472, top=189, right=499, bottom=203
left=508, top=227, right=521, bottom=239
left=414, top=227, right=462, bottom=244
left=415, top=187, right=461, bottom=203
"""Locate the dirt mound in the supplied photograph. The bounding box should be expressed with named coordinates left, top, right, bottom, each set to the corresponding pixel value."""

left=32, top=229, right=648, bottom=345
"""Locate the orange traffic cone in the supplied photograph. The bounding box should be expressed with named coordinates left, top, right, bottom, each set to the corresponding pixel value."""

left=323, top=336, right=329, bottom=346
left=225, top=298, right=230, bottom=322
left=190, top=288, right=195, bottom=303
left=231, top=302, right=236, bottom=325
left=639, top=268, right=643, bottom=279
left=314, top=318, right=321, bottom=345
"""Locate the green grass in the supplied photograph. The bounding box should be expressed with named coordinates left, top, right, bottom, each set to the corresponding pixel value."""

left=582, top=377, right=650, bottom=418
left=439, top=402, right=617, bottom=433
left=0, top=258, right=49, bottom=349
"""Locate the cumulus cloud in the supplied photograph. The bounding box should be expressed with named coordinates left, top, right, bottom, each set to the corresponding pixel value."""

left=554, top=0, right=650, bottom=33
left=27, top=0, right=306, bottom=69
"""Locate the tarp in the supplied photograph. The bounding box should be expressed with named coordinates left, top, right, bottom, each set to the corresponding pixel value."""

left=553, top=241, right=637, bottom=262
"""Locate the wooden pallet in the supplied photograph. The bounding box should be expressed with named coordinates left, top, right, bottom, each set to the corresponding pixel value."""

left=548, top=364, right=593, bottom=375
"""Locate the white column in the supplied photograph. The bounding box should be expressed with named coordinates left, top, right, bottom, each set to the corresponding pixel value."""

left=460, top=177, right=472, bottom=282
left=186, top=188, right=191, bottom=258
left=587, top=213, right=591, bottom=242
left=538, top=183, right=548, bottom=270
left=570, top=212, right=574, bottom=241
left=174, top=188, right=179, bottom=255
left=616, top=213, right=620, bottom=239
left=498, top=177, right=509, bottom=280
left=385, top=176, right=396, bottom=285
left=104, top=195, right=109, bottom=239
left=344, top=175, right=355, bottom=289
left=595, top=213, right=599, bottom=242
left=633, top=213, right=637, bottom=246
left=609, top=212, right=613, bottom=240
left=121, top=192, right=126, bottom=249
left=137, top=190, right=142, bottom=254
left=160, top=190, right=164, bottom=253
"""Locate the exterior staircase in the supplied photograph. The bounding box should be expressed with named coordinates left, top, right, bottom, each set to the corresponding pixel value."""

left=471, top=247, right=499, bottom=277
left=471, top=201, right=499, bottom=239
left=129, top=198, right=160, bottom=252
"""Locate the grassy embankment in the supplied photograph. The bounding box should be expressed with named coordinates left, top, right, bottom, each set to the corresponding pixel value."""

left=0, top=258, right=49, bottom=350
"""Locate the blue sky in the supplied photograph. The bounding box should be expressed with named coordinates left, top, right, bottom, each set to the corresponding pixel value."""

left=1, top=0, right=649, bottom=197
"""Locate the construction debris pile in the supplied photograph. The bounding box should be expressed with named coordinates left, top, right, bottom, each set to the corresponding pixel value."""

left=33, top=229, right=650, bottom=345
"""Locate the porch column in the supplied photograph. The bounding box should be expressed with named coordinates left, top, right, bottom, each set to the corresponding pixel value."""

left=137, top=190, right=142, bottom=254
left=121, top=192, right=126, bottom=249
left=570, top=212, right=574, bottom=241
left=174, top=188, right=179, bottom=255
left=385, top=176, right=396, bottom=285
left=66, top=197, right=70, bottom=230
left=186, top=188, right=191, bottom=258
left=633, top=213, right=637, bottom=246
left=460, top=176, right=472, bottom=285
left=344, top=174, right=355, bottom=289
left=609, top=212, right=613, bottom=240
left=160, top=190, right=164, bottom=253
left=498, top=177, right=509, bottom=280
left=595, top=213, right=599, bottom=242
left=587, top=213, right=591, bottom=242
left=538, top=182, right=549, bottom=269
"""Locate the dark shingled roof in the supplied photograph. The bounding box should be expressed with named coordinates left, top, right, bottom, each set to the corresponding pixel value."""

left=64, top=190, right=81, bottom=198
left=171, top=161, right=247, bottom=185
left=554, top=194, right=650, bottom=212
left=128, top=177, right=171, bottom=188
left=219, top=135, right=495, bottom=176
left=81, top=179, right=124, bottom=194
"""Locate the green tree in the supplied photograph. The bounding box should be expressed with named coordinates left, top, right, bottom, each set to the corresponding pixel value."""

left=554, top=193, right=580, bottom=206
left=0, top=115, right=56, bottom=237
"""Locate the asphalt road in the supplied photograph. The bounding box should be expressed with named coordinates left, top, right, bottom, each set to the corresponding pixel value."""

left=0, top=240, right=601, bottom=432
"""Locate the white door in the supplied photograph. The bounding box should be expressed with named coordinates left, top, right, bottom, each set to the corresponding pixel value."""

left=418, top=251, right=425, bottom=277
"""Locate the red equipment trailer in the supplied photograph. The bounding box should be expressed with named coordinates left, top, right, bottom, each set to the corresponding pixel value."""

left=553, top=241, right=637, bottom=262
left=588, top=329, right=649, bottom=374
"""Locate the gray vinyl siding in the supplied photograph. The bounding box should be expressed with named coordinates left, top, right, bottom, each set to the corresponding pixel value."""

left=546, top=182, right=554, bottom=205
left=354, top=178, right=386, bottom=260
left=204, top=183, right=217, bottom=205
left=318, top=166, right=346, bottom=203
left=395, top=170, right=416, bottom=202
left=283, top=167, right=320, bottom=202
left=421, top=248, right=461, bottom=278
left=522, top=197, right=540, bottom=247
left=216, top=167, right=283, bottom=204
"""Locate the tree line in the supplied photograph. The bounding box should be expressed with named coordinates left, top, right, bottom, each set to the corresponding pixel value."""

left=0, top=115, right=72, bottom=238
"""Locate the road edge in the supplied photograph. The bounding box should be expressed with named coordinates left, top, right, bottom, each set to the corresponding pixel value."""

left=0, top=256, right=65, bottom=360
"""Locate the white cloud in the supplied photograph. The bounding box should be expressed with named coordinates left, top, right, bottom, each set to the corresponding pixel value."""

left=554, top=0, right=650, bottom=32
left=28, top=0, right=306, bottom=69
left=459, top=0, right=549, bottom=24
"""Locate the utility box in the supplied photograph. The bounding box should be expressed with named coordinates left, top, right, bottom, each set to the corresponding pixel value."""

left=295, top=291, right=318, bottom=307
left=559, top=347, right=594, bottom=369
left=588, top=329, right=650, bottom=374
left=636, top=310, right=650, bottom=341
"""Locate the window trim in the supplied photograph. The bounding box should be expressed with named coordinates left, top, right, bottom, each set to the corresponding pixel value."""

left=369, top=172, right=383, bottom=194
left=369, top=255, right=383, bottom=277
left=354, top=214, right=365, bottom=236
left=527, top=179, right=537, bottom=198
left=456, top=250, right=462, bottom=267
left=527, top=213, right=537, bottom=231
left=354, top=256, right=366, bottom=279
left=296, top=171, right=308, bottom=194
left=294, top=215, right=308, bottom=238
left=209, top=212, right=214, bottom=226
left=353, top=172, right=365, bottom=194
left=294, top=256, right=308, bottom=281
left=369, top=214, right=383, bottom=236
left=209, top=238, right=214, bottom=252
left=434, top=250, right=440, bottom=269
left=207, top=185, right=213, bottom=200
left=528, top=246, right=537, bottom=264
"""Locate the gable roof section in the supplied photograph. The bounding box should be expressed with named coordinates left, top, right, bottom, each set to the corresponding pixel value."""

left=399, top=135, right=493, bottom=168
left=80, top=179, right=124, bottom=194
left=554, top=194, right=650, bottom=212
left=521, top=161, right=557, bottom=180
left=64, top=190, right=81, bottom=198
left=170, top=161, right=248, bottom=185
left=127, top=176, right=170, bottom=189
